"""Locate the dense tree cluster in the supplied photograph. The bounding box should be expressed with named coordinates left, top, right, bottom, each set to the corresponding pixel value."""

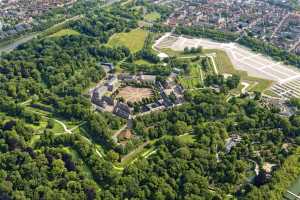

left=0, top=1, right=300, bottom=199
left=71, top=12, right=138, bottom=43
left=175, top=26, right=239, bottom=42
left=130, top=90, right=300, bottom=198
left=0, top=119, right=101, bottom=199
left=205, top=74, right=241, bottom=91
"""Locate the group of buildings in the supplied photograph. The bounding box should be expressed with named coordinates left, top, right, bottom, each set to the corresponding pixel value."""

left=90, top=63, right=157, bottom=119
left=0, top=0, right=77, bottom=40
left=90, top=63, right=185, bottom=120
left=162, top=0, right=300, bottom=55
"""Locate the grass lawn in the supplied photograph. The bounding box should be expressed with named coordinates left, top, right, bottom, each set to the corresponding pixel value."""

left=178, top=63, right=206, bottom=89
left=29, top=135, right=40, bottom=147
left=264, top=90, right=281, bottom=98
left=134, top=59, right=152, bottom=65
left=178, top=77, right=202, bottom=89
left=117, top=144, right=152, bottom=167
left=144, top=12, right=161, bottom=22
left=121, top=0, right=134, bottom=6
left=162, top=48, right=272, bottom=92
left=26, top=106, right=52, bottom=117
left=177, top=134, right=196, bottom=144
left=108, top=29, right=148, bottom=53
left=204, top=49, right=273, bottom=92
left=48, top=29, right=80, bottom=37
left=25, top=104, right=77, bottom=134
left=62, top=147, right=94, bottom=180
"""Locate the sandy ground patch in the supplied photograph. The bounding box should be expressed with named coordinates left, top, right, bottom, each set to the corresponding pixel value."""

left=118, top=86, right=153, bottom=103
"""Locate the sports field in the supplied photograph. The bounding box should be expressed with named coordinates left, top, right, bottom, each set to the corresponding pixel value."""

left=155, top=33, right=300, bottom=98
left=108, top=29, right=148, bottom=53
left=118, top=86, right=153, bottom=103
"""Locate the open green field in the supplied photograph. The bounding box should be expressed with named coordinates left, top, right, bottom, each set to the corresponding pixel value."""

left=162, top=48, right=272, bottom=93
left=161, top=48, right=199, bottom=57
left=48, top=29, right=80, bottom=37
left=144, top=12, right=161, bottom=22
left=116, top=143, right=152, bottom=167
left=204, top=49, right=273, bottom=92
left=108, top=29, right=148, bottom=53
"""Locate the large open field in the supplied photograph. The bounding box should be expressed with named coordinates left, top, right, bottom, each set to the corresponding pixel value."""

left=108, top=29, right=148, bottom=53
left=155, top=33, right=300, bottom=98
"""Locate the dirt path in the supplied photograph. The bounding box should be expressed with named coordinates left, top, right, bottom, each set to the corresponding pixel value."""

left=112, top=124, right=127, bottom=141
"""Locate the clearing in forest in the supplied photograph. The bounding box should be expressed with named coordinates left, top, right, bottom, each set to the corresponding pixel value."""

left=144, top=12, right=161, bottom=22
left=108, top=29, right=148, bottom=53
left=48, top=29, right=80, bottom=37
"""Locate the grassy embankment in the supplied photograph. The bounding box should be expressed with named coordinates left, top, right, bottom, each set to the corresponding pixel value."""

left=162, top=48, right=273, bottom=93
left=48, top=29, right=80, bottom=37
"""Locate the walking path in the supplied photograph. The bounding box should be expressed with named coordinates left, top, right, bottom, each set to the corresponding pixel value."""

left=241, top=82, right=250, bottom=94
left=248, top=159, right=260, bottom=176
left=287, top=190, right=300, bottom=200
left=54, top=119, right=72, bottom=134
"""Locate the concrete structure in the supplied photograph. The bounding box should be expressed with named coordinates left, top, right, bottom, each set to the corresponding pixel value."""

left=139, top=75, right=156, bottom=84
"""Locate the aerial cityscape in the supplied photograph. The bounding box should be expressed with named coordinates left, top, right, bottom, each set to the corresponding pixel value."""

left=0, top=0, right=300, bottom=199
